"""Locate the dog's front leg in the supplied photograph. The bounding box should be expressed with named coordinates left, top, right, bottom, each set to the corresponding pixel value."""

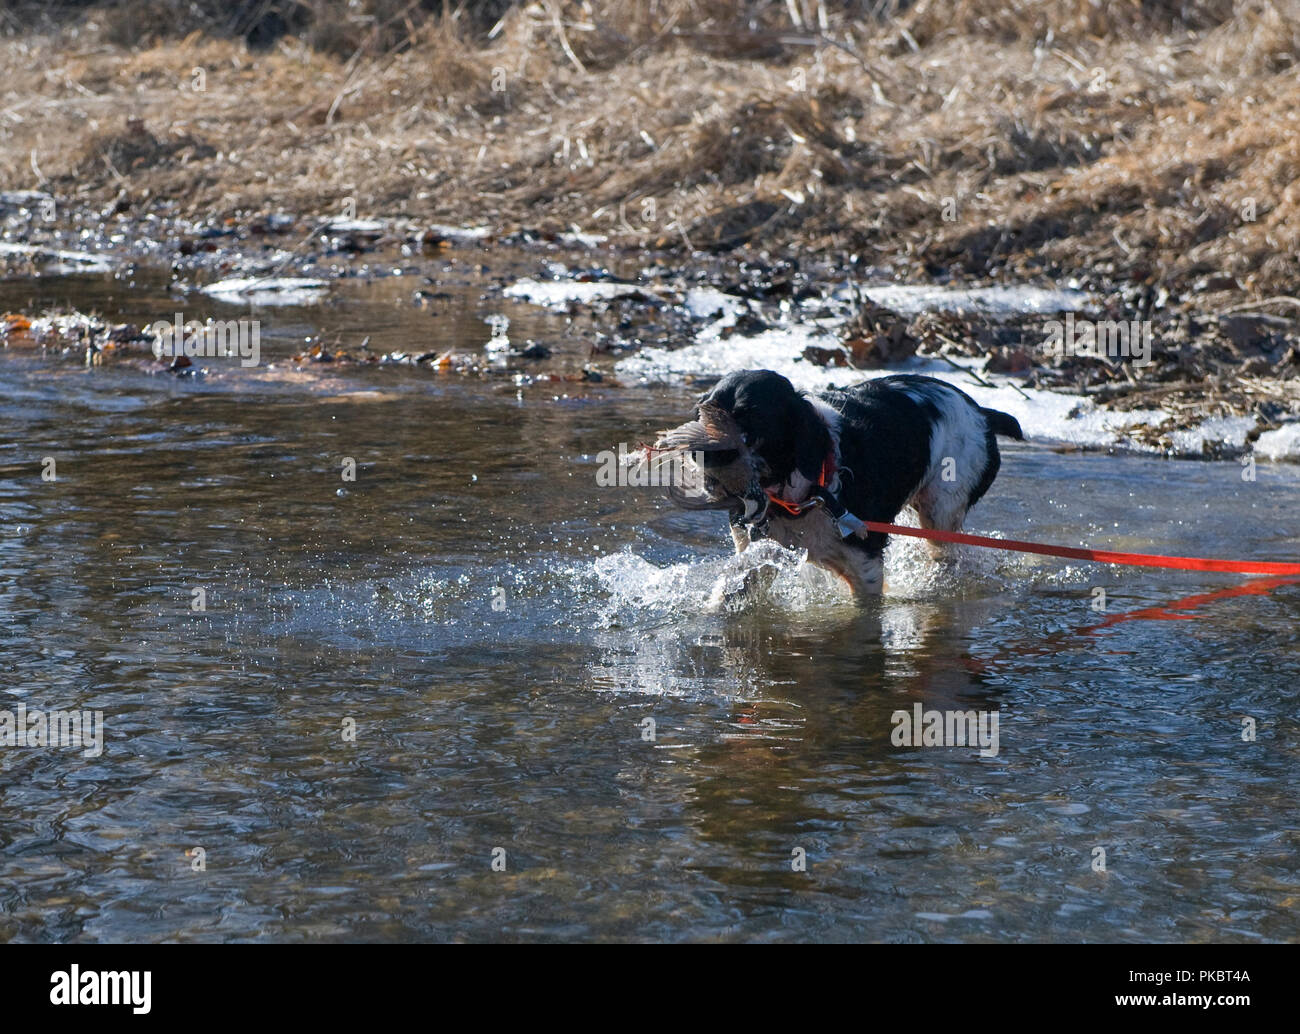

left=728, top=512, right=748, bottom=554
left=705, top=515, right=769, bottom=611
left=766, top=513, right=883, bottom=602
left=728, top=513, right=756, bottom=555
left=831, top=543, right=884, bottom=601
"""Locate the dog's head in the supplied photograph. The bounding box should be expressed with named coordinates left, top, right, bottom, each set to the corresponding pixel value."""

left=655, top=369, right=830, bottom=516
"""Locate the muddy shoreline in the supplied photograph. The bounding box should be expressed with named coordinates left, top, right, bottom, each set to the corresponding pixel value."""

left=3, top=196, right=1300, bottom=461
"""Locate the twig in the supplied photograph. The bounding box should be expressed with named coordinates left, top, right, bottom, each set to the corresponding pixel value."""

left=249, top=216, right=335, bottom=286
left=776, top=32, right=899, bottom=87
left=930, top=335, right=1032, bottom=400
left=1220, top=296, right=1300, bottom=316
left=543, top=0, right=588, bottom=76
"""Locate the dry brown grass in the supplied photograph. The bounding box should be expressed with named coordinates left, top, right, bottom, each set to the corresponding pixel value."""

left=2, top=0, right=1299, bottom=298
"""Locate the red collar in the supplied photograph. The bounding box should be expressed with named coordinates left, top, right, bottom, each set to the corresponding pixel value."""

left=765, top=449, right=836, bottom=517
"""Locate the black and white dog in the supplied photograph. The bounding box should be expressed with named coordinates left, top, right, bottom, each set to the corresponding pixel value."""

left=656, top=370, right=1023, bottom=601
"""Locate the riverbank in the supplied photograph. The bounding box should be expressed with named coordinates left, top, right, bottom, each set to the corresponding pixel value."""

left=3, top=236, right=1299, bottom=461
left=2, top=1, right=1299, bottom=455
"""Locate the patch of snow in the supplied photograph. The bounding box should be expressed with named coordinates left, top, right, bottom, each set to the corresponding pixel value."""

left=837, top=282, right=1095, bottom=317
left=557, top=230, right=609, bottom=247
left=1255, top=423, right=1300, bottom=462
left=504, top=277, right=659, bottom=307
left=683, top=287, right=749, bottom=322
left=425, top=223, right=492, bottom=241
left=1169, top=416, right=1258, bottom=455
left=506, top=270, right=1271, bottom=459
left=321, top=218, right=387, bottom=233
left=616, top=321, right=1221, bottom=455
left=0, top=242, right=114, bottom=274
left=201, top=277, right=329, bottom=304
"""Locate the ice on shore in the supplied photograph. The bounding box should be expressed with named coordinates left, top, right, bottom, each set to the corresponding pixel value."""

left=201, top=277, right=329, bottom=304
left=0, top=242, right=115, bottom=274
left=1255, top=423, right=1300, bottom=462
left=504, top=270, right=1299, bottom=461
left=504, top=277, right=660, bottom=307
left=841, top=282, right=1095, bottom=317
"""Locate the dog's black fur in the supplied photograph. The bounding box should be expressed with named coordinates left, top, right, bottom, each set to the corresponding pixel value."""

left=691, top=370, right=1024, bottom=598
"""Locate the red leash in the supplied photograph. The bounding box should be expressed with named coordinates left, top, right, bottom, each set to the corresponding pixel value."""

left=865, top=521, right=1300, bottom=576
left=754, top=444, right=1297, bottom=576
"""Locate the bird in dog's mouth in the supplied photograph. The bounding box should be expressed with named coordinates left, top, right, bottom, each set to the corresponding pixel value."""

left=652, top=401, right=768, bottom=521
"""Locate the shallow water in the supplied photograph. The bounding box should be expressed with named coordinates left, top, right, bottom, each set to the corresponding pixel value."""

left=1, top=270, right=1298, bottom=942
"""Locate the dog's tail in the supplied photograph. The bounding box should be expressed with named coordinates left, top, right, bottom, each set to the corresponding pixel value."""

left=981, top=407, right=1025, bottom=441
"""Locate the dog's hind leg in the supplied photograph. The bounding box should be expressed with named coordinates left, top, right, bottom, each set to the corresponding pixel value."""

left=911, top=449, right=997, bottom=561
left=906, top=486, right=964, bottom=559
left=910, top=426, right=1002, bottom=557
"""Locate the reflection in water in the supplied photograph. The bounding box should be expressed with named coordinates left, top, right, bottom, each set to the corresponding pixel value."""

left=1, top=274, right=1298, bottom=942
left=1088, top=575, right=1300, bottom=628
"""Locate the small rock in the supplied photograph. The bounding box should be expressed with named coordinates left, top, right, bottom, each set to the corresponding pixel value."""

left=801, top=344, right=849, bottom=367
left=985, top=347, right=1035, bottom=374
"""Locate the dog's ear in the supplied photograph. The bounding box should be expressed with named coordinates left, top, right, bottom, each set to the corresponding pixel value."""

left=791, top=396, right=830, bottom=482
